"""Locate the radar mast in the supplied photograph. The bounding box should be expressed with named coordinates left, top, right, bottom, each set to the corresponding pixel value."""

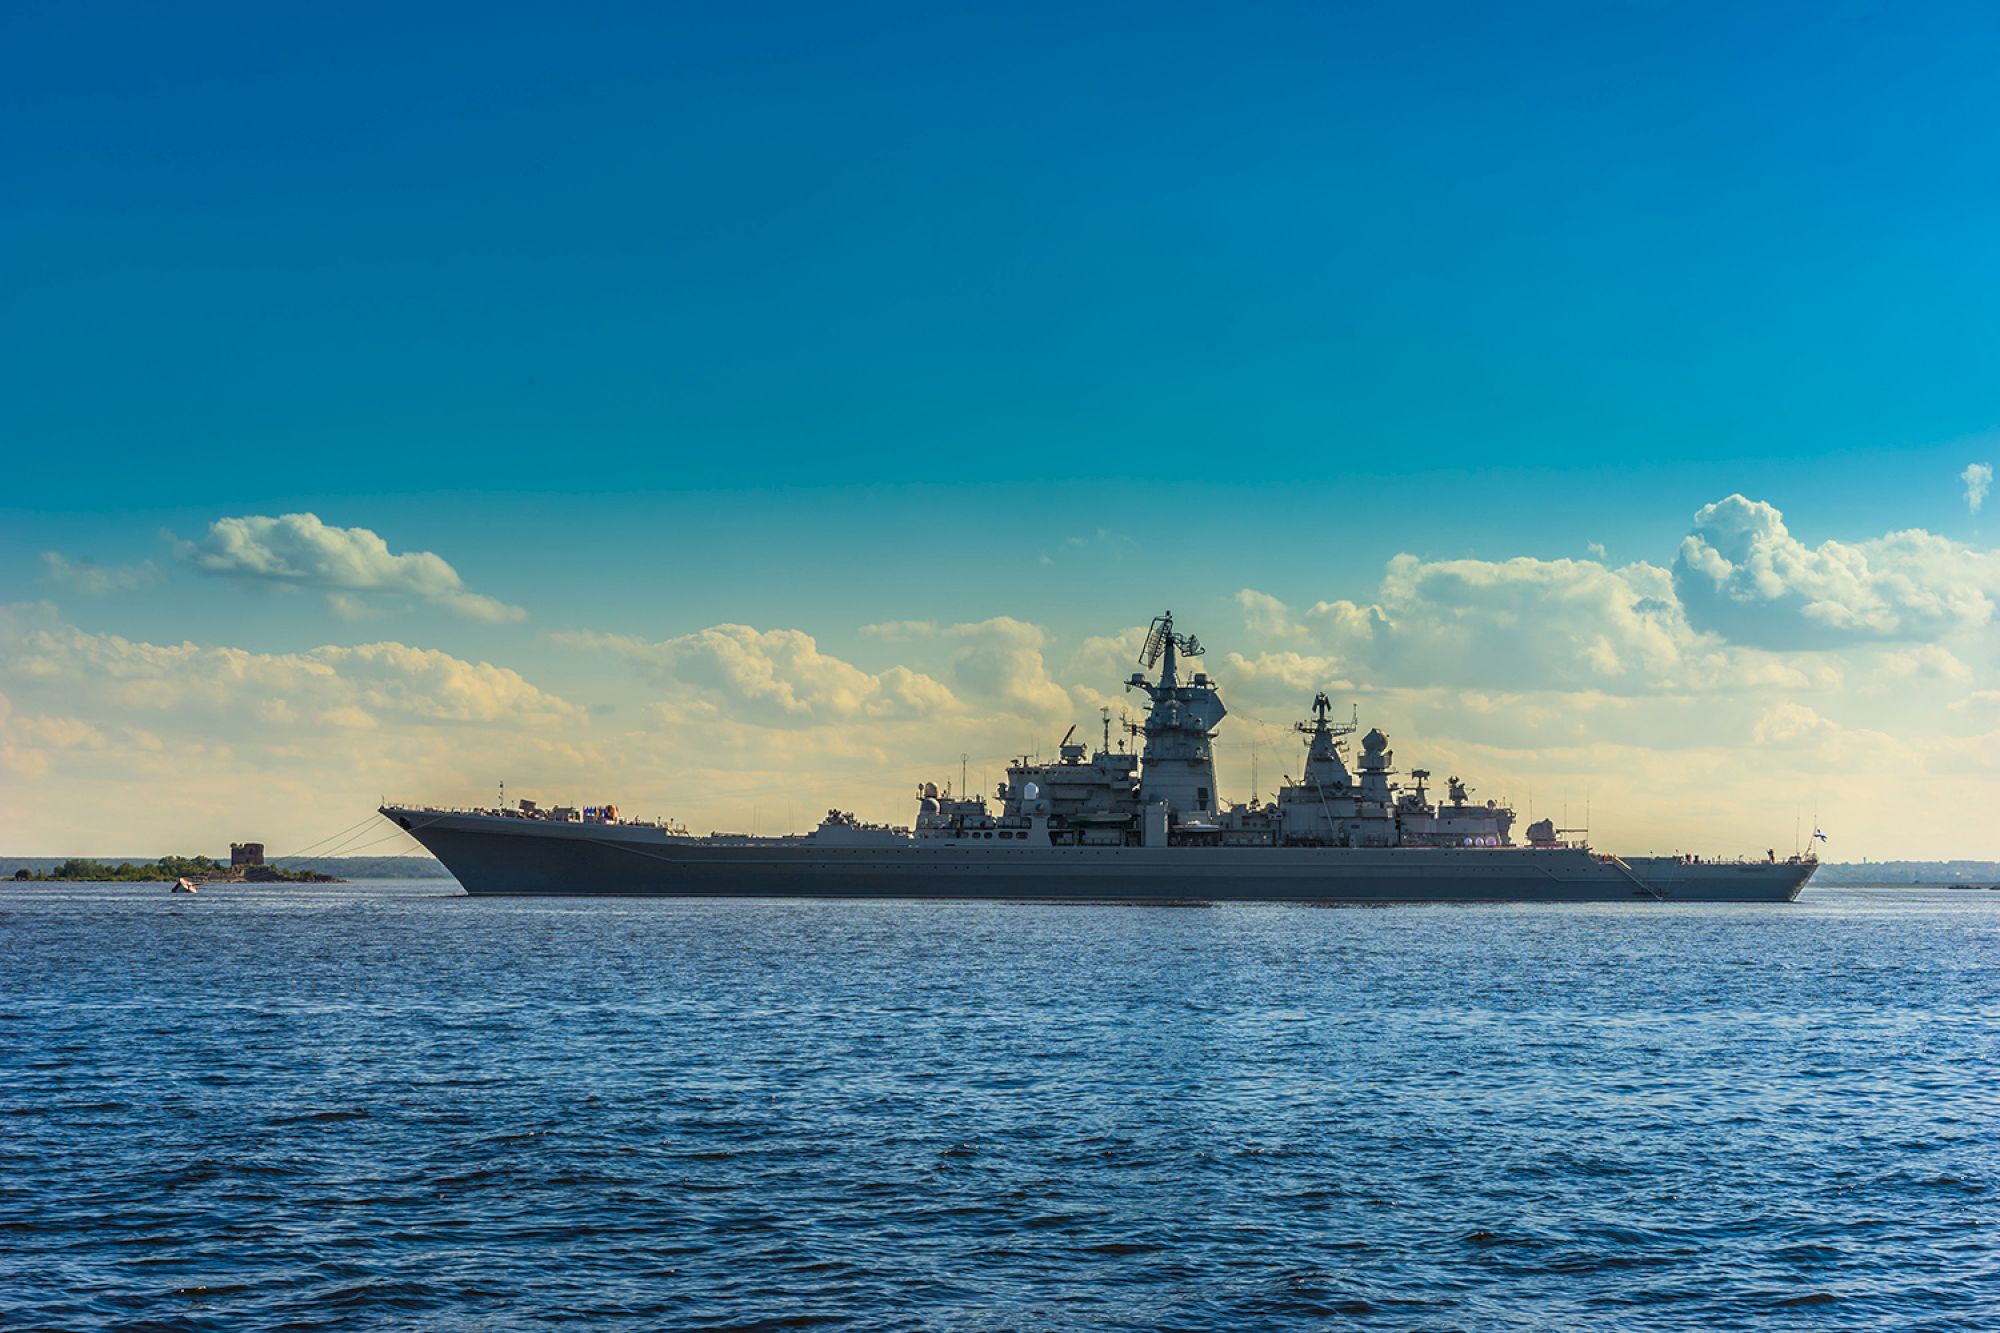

left=1125, top=610, right=1224, bottom=822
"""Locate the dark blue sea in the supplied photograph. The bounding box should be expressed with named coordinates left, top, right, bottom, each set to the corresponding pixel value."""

left=3, top=882, right=1995, bottom=1330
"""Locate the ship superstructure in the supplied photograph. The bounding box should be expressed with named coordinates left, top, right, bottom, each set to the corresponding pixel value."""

left=380, top=610, right=1816, bottom=902
left=914, top=613, right=1517, bottom=854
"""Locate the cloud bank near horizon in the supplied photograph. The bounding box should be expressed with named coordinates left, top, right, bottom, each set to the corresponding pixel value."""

left=5, top=494, right=1995, bottom=858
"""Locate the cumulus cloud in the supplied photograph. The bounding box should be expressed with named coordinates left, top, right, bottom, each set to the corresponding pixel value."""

left=1, top=608, right=578, bottom=729
left=13, top=486, right=1994, bottom=858
left=179, top=513, right=526, bottom=622
left=1196, top=494, right=2000, bottom=855
left=0, top=604, right=606, bottom=852
left=1873, top=645, right=1972, bottom=685
left=1673, top=494, right=2000, bottom=648
left=859, top=620, right=938, bottom=642
left=558, top=615, right=1078, bottom=733
left=1063, top=627, right=1149, bottom=681
left=1230, top=493, right=1981, bottom=695
left=1220, top=650, right=1352, bottom=700
left=41, top=552, right=163, bottom=595
left=1965, top=463, right=1993, bottom=515
left=1752, top=701, right=1836, bottom=745
left=557, top=625, right=961, bottom=725
left=1239, top=555, right=1702, bottom=694
left=0, top=691, right=114, bottom=778
left=1235, top=589, right=1307, bottom=642
left=941, top=617, right=1073, bottom=720
left=329, top=592, right=395, bottom=622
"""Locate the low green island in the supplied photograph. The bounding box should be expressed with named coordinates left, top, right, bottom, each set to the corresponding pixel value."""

left=14, top=855, right=340, bottom=884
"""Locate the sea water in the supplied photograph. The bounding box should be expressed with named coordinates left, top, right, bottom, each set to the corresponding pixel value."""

left=2, top=882, right=1994, bottom=1329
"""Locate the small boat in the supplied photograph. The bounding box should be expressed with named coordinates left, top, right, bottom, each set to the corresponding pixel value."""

left=172, top=877, right=197, bottom=894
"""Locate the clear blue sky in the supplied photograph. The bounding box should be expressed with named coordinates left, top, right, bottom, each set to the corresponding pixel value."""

left=7, top=3, right=1996, bottom=629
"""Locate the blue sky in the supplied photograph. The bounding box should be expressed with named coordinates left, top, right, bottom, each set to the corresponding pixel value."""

left=3, top=3, right=1997, bottom=856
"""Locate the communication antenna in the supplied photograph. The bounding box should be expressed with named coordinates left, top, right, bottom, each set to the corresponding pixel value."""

left=1307, top=692, right=1331, bottom=730
left=1101, top=707, right=1112, bottom=753
left=1250, top=741, right=1259, bottom=807
left=499, top=780, right=505, bottom=810
left=961, top=753, right=968, bottom=798
left=1555, top=794, right=1588, bottom=843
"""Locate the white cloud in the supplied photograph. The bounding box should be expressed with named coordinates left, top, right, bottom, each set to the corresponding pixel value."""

left=1064, top=626, right=1148, bottom=680
left=941, top=617, right=1073, bottom=720
left=1235, top=588, right=1308, bottom=642
left=0, top=604, right=593, bottom=851
left=41, top=552, right=163, bottom=595
left=1673, top=494, right=2000, bottom=647
left=11, top=487, right=1996, bottom=859
left=329, top=592, right=397, bottom=622
left=1199, top=497, right=1994, bottom=856
left=0, top=691, right=112, bottom=778
left=530, top=618, right=1097, bottom=834
left=1873, top=645, right=1972, bottom=685
left=1752, top=700, right=1835, bottom=745
left=561, top=616, right=1078, bottom=729
left=859, top=620, right=938, bottom=642
left=2, top=609, right=578, bottom=728
left=1241, top=555, right=1702, bottom=694
left=556, top=625, right=961, bottom=725
left=1220, top=650, right=1352, bottom=702
left=179, top=513, right=526, bottom=622
left=1965, top=462, right=1993, bottom=515
left=1232, top=493, right=1988, bottom=698
left=1038, top=529, right=1138, bottom=567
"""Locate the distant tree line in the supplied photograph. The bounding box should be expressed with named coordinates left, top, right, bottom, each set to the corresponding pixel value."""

left=1811, top=860, right=2000, bottom=885
left=14, top=855, right=332, bottom=882
left=3, top=854, right=446, bottom=880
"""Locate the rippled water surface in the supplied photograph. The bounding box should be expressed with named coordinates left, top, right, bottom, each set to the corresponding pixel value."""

left=3, top=882, right=1996, bottom=1330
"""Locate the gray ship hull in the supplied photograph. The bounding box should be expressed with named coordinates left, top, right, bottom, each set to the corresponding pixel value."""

left=382, top=808, right=1814, bottom=903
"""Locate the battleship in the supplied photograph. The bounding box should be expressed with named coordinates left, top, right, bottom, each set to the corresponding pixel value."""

left=380, top=612, right=1816, bottom=902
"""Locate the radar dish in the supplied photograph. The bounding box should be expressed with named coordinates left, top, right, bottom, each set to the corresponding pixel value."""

left=1137, top=612, right=1200, bottom=668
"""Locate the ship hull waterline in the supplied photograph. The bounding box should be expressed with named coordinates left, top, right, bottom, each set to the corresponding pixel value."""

left=383, top=809, right=1813, bottom=904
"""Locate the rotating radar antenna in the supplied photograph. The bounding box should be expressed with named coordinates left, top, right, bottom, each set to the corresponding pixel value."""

left=1137, top=610, right=1204, bottom=670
